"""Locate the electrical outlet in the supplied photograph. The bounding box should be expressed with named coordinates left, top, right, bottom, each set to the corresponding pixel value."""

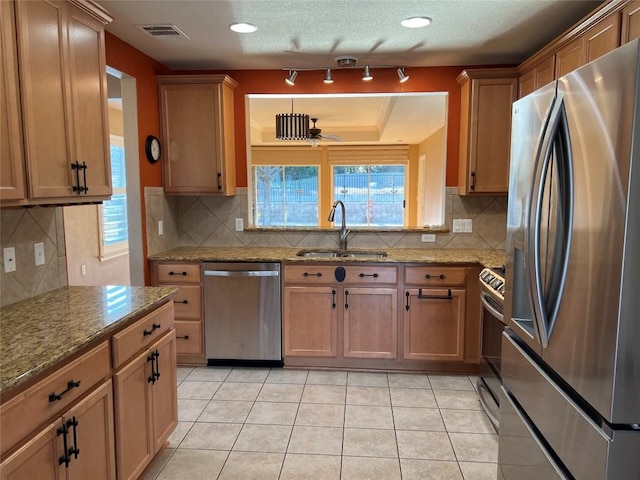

left=421, top=234, right=436, bottom=243
left=81, top=265, right=87, bottom=276
left=452, top=219, right=463, bottom=233
left=158, top=220, right=164, bottom=236
left=235, top=218, right=244, bottom=232
left=34, top=242, right=45, bottom=266
left=453, top=219, right=473, bottom=233
left=4, top=247, right=16, bottom=273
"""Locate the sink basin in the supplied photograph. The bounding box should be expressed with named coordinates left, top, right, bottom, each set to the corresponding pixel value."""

left=296, top=249, right=388, bottom=259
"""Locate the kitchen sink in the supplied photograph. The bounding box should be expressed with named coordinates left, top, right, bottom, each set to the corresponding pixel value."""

left=296, top=249, right=388, bottom=259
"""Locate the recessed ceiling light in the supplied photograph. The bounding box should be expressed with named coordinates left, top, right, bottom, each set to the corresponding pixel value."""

left=230, top=23, right=258, bottom=33
left=401, top=16, right=432, bottom=28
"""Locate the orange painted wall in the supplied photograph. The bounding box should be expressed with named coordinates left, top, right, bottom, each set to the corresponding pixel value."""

left=182, top=67, right=464, bottom=187
left=104, top=32, right=173, bottom=283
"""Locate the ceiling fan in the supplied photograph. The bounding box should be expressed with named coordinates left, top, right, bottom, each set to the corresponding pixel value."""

left=308, top=117, right=342, bottom=146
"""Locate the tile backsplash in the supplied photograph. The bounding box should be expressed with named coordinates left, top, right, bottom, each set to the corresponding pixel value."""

left=0, top=208, right=67, bottom=307
left=146, top=187, right=506, bottom=255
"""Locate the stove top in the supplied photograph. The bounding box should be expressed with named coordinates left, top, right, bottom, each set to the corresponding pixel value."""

left=479, top=267, right=506, bottom=303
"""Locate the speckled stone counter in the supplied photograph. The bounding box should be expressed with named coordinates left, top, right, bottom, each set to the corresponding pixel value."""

left=149, top=247, right=505, bottom=269
left=0, top=286, right=176, bottom=396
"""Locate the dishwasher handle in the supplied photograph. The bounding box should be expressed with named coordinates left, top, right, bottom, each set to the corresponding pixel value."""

left=204, top=270, right=279, bottom=277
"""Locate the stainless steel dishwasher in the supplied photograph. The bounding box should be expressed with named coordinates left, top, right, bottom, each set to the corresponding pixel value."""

left=203, top=262, right=282, bottom=366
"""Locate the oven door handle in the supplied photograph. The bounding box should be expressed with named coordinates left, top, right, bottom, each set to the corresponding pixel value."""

left=481, top=293, right=504, bottom=322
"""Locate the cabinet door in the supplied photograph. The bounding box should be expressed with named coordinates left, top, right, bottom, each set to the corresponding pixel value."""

left=283, top=286, right=337, bottom=357
left=66, top=6, right=111, bottom=197
left=150, top=331, right=178, bottom=453
left=583, top=14, right=620, bottom=64
left=622, top=1, right=640, bottom=43
left=555, top=38, right=583, bottom=78
left=113, top=350, right=154, bottom=480
left=468, top=77, right=517, bottom=193
left=403, top=288, right=466, bottom=361
left=518, top=68, right=535, bottom=99
left=0, top=0, right=26, bottom=202
left=64, top=381, right=116, bottom=480
left=160, top=83, right=223, bottom=194
left=0, top=419, right=64, bottom=480
left=535, top=55, right=555, bottom=89
left=15, top=0, right=73, bottom=199
left=343, top=288, right=397, bottom=359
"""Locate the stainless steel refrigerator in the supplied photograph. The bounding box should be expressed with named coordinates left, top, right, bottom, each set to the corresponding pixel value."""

left=499, top=39, right=640, bottom=479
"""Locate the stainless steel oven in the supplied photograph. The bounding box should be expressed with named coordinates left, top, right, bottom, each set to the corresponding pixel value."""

left=478, top=267, right=506, bottom=431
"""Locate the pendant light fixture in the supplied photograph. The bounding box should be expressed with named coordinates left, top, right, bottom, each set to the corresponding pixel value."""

left=282, top=57, right=408, bottom=85
left=275, top=99, right=310, bottom=140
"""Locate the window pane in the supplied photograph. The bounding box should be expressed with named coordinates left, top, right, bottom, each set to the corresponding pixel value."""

left=109, top=145, right=126, bottom=188
left=103, top=194, right=128, bottom=245
left=253, top=166, right=318, bottom=226
left=333, top=165, right=405, bottom=227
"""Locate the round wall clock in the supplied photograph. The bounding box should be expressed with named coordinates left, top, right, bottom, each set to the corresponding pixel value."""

left=145, top=135, right=161, bottom=164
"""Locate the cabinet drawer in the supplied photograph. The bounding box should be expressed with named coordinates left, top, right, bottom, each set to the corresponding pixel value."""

left=0, top=342, right=110, bottom=456
left=344, top=266, right=397, bottom=284
left=171, top=286, right=202, bottom=319
left=404, top=267, right=466, bottom=286
left=156, top=263, right=201, bottom=284
left=175, top=321, right=204, bottom=355
left=112, top=301, right=174, bottom=369
left=284, top=265, right=338, bottom=284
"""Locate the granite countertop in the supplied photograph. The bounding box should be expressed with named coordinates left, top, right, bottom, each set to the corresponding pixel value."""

left=0, top=286, right=176, bottom=396
left=149, top=247, right=505, bottom=269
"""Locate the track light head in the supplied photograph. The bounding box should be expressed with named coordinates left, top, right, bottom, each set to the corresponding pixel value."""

left=397, top=67, right=409, bottom=83
left=323, top=68, right=334, bottom=84
left=362, top=65, right=373, bottom=81
left=285, top=70, right=298, bottom=86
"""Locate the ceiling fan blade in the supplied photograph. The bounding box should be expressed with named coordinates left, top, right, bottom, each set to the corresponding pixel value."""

left=320, top=134, right=343, bottom=141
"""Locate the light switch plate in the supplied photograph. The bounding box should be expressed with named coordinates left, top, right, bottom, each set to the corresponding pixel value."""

left=235, top=218, right=244, bottom=231
left=158, top=220, right=164, bottom=236
left=4, top=247, right=16, bottom=273
left=421, top=234, right=436, bottom=242
left=34, top=242, right=45, bottom=266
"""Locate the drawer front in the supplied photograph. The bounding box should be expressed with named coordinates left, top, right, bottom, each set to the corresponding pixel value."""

left=112, top=301, right=174, bottom=368
left=344, top=266, right=397, bottom=284
left=171, top=286, right=202, bottom=319
left=0, top=342, right=110, bottom=456
left=404, top=266, right=466, bottom=286
left=284, top=265, right=338, bottom=284
left=175, top=321, right=204, bottom=355
left=156, top=263, right=201, bottom=284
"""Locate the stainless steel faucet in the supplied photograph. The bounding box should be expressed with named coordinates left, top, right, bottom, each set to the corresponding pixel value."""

left=328, top=200, right=350, bottom=250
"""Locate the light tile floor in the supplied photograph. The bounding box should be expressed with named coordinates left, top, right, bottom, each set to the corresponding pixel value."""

left=143, top=367, right=498, bottom=480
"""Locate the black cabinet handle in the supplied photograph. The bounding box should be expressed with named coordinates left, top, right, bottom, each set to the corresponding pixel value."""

left=358, top=273, right=379, bottom=278
left=57, top=424, right=70, bottom=467
left=168, top=271, right=188, bottom=276
left=66, top=417, right=79, bottom=460
left=303, top=272, right=322, bottom=277
left=153, top=350, right=160, bottom=381
left=425, top=274, right=446, bottom=280
left=174, top=299, right=189, bottom=304
left=143, top=323, right=161, bottom=336
left=217, top=172, right=222, bottom=190
left=81, top=161, right=88, bottom=194
left=405, top=291, right=410, bottom=311
left=147, top=351, right=157, bottom=384
left=177, top=335, right=190, bottom=340
left=344, top=290, right=349, bottom=310
left=418, top=288, right=453, bottom=300
left=471, top=170, right=476, bottom=191
left=71, top=162, right=88, bottom=194
left=331, top=289, right=336, bottom=309
left=49, top=380, right=81, bottom=403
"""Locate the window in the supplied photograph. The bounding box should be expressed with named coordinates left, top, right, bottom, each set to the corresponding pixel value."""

left=99, top=135, right=128, bottom=259
left=253, top=166, right=319, bottom=226
left=332, top=165, right=405, bottom=227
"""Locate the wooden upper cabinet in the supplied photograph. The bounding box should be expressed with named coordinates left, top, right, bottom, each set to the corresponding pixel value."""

left=583, top=13, right=621, bottom=63
left=555, top=37, right=584, bottom=78
left=158, top=75, right=238, bottom=196
left=622, top=1, right=640, bottom=43
left=3, top=0, right=112, bottom=206
left=457, top=69, right=518, bottom=195
left=517, top=68, right=536, bottom=99
left=518, top=55, right=555, bottom=99
left=0, top=1, right=26, bottom=202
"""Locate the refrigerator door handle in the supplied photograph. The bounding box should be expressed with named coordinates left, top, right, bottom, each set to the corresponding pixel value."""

left=527, top=95, right=574, bottom=348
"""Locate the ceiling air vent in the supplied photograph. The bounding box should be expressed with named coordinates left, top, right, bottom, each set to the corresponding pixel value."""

left=137, top=25, right=190, bottom=39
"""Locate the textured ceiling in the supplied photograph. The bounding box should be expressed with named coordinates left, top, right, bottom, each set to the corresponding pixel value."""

left=98, top=0, right=602, bottom=70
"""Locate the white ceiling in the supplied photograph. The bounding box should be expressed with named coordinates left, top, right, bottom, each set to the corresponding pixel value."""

left=98, top=0, right=602, bottom=71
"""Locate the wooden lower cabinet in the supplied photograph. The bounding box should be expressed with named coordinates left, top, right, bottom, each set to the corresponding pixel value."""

left=343, top=288, right=397, bottom=359
left=283, top=286, right=338, bottom=357
left=403, top=288, right=466, bottom=361
left=114, top=331, right=177, bottom=480
left=0, top=381, right=115, bottom=480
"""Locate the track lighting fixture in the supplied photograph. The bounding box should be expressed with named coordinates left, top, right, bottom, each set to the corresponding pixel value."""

left=397, top=67, right=409, bottom=83
left=282, top=57, right=408, bottom=85
left=285, top=70, right=298, bottom=86
left=362, top=65, right=373, bottom=81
